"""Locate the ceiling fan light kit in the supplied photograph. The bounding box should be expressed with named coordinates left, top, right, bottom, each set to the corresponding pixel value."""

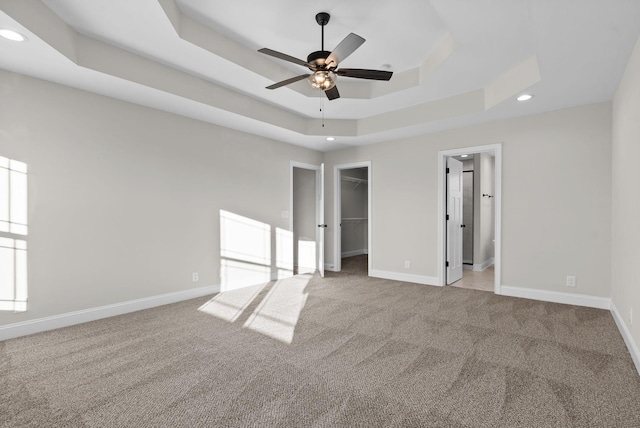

left=309, top=70, right=336, bottom=90
left=258, top=12, right=393, bottom=100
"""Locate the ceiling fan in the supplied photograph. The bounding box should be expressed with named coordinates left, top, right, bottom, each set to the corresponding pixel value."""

left=258, top=12, right=393, bottom=100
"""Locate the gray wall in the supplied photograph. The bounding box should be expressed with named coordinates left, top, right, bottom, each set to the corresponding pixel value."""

left=324, top=102, right=612, bottom=297
left=612, top=36, right=640, bottom=355
left=0, top=67, right=618, bottom=331
left=465, top=154, right=495, bottom=269
left=478, top=153, right=495, bottom=267
left=0, top=70, right=321, bottom=326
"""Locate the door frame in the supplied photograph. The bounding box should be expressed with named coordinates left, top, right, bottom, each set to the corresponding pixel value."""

left=333, top=161, right=372, bottom=274
left=437, top=144, right=502, bottom=293
left=290, top=161, right=322, bottom=274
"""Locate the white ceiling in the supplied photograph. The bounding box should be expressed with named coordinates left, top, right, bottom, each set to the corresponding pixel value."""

left=1, top=0, right=639, bottom=152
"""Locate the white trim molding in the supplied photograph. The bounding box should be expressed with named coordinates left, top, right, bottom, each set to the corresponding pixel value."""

left=370, top=269, right=439, bottom=286
left=473, top=258, right=495, bottom=272
left=341, top=249, right=368, bottom=258
left=611, top=301, right=640, bottom=376
left=500, top=285, right=611, bottom=310
left=0, top=285, right=218, bottom=341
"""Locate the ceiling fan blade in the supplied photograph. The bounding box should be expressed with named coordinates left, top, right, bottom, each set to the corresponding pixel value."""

left=325, top=86, right=340, bottom=100
left=258, top=48, right=310, bottom=68
left=336, top=68, right=393, bottom=81
left=266, top=74, right=311, bottom=90
left=325, top=33, right=365, bottom=68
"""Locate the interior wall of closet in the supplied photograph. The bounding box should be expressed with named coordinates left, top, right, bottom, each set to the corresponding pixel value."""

left=340, top=167, right=368, bottom=258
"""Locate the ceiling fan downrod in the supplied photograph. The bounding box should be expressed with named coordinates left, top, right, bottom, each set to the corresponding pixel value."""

left=316, top=12, right=330, bottom=52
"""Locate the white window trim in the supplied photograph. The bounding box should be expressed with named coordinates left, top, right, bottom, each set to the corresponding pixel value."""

left=0, top=155, right=28, bottom=312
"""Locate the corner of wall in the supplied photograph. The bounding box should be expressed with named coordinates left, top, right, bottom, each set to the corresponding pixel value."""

left=611, top=301, right=640, bottom=375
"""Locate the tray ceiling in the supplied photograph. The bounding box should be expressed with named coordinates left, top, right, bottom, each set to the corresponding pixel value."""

left=1, top=0, right=639, bottom=151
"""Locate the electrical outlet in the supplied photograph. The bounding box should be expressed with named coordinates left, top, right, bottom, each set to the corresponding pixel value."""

left=404, top=260, right=411, bottom=269
left=192, top=272, right=199, bottom=282
left=566, top=276, right=576, bottom=287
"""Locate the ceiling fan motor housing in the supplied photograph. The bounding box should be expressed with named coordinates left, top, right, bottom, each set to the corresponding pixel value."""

left=307, top=50, right=333, bottom=69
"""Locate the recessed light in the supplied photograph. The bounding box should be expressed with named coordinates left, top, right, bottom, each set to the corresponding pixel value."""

left=0, top=28, right=27, bottom=42
left=460, top=154, right=468, bottom=158
left=326, top=137, right=335, bottom=141
left=517, top=94, right=534, bottom=102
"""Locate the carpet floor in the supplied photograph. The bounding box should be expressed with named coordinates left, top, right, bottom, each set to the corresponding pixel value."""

left=2, top=256, right=640, bottom=427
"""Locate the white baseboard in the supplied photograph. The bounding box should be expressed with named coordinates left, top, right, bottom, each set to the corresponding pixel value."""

left=610, top=301, right=640, bottom=376
left=341, top=249, right=368, bottom=258
left=473, top=258, right=494, bottom=272
left=370, top=269, right=440, bottom=286
left=0, top=285, right=219, bottom=341
left=500, top=285, right=611, bottom=310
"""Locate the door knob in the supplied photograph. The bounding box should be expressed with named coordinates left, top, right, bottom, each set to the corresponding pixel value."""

left=318, top=224, right=328, bottom=228
left=460, top=224, right=466, bottom=228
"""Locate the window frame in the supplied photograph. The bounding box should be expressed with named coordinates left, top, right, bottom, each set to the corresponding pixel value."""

left=0, top=155, right=28, bottom=312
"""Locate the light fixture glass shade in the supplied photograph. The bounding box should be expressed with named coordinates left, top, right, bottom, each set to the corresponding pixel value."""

left=308, top=70, right=336, bottom=91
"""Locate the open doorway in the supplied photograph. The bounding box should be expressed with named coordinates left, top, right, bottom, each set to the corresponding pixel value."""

left=290, top=162, right=323, bottom=276
left=438, top=145, right=502, bottom=293
left=333, top=161, right=372, bottom=274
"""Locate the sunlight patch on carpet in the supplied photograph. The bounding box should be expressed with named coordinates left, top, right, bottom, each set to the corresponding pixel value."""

left=243, top=274, right=311, bottom=344
left=198, top=274, right=311, bottom=343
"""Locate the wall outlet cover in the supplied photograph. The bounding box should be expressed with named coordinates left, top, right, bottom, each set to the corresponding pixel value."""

left=566, top=276, right=576, bottom=287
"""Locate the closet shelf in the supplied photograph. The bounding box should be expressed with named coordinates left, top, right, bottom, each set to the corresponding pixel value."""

left=341, top=218, right=367, bottom=228
left=341, top=176, right=367, bottom=190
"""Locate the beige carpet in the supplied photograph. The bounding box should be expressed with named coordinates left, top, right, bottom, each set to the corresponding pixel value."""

left=2, top=256, right=640, bottom=427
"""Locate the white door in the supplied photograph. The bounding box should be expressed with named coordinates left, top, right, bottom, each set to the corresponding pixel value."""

left=447, top=157, right=463, bottom=284
left=317, top=163, right=325, bottom=277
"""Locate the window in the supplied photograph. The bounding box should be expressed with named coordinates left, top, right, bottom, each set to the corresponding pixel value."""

left=0, top=155, right=28, bottom=312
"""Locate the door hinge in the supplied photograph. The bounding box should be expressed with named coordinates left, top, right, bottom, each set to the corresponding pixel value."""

left=446, top=214, right=450, bottom=221
left=446, top=261, right=450, bottom=267
left=446, top=168, right=450, bottom=174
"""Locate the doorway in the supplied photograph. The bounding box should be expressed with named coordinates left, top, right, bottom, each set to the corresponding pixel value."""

left=333, top=161, right=372, bottom=274
left=290, top=161, right=323, bottom=276
left=438, top=145, right=502, bottom=293
left=462, top=167, right=474, bottom=265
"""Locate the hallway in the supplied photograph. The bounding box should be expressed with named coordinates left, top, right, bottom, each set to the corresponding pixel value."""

left=449, top=265, right=494, bottom=292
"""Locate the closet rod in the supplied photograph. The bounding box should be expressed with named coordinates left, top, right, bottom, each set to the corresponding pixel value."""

left=341, top=176, right=367, bottom=190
